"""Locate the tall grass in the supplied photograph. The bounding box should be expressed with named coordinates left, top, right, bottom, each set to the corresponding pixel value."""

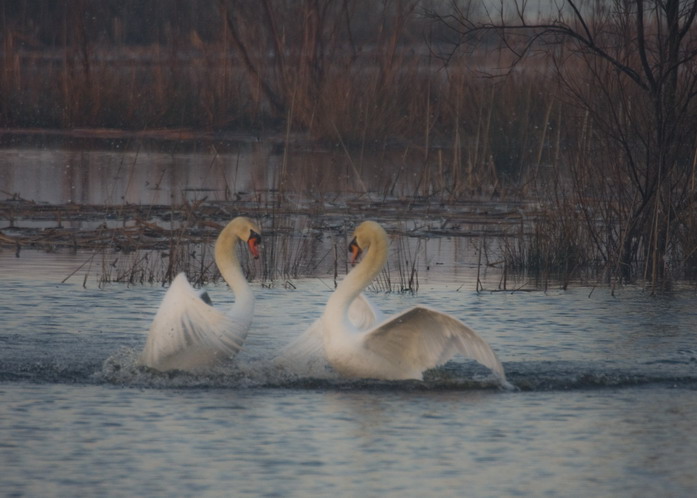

left=0, top=2, right=554, bottom=157
left=3, top=1, right=697, bottom=286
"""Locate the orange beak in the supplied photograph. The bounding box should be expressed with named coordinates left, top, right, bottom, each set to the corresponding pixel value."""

left=247, top=230, right=261, bottom=259
left=349, top=237, right=362, bottom=265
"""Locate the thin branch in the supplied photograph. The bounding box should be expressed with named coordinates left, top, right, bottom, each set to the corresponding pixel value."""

left=447, top=19, right=649, bottom=90
left=636, top=0, right=658, bottom=92
left=219, top=0, right=285, bottom=114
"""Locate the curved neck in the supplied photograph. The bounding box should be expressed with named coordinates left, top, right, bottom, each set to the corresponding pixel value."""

left=215, top=227, right=254, bottom=311
left=326, top=234, right=387, bottom=323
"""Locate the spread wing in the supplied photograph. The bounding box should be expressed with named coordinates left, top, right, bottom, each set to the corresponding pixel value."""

left=140, top=274, right=249, bottom=372
left=363, top=305, right=507, bottom=383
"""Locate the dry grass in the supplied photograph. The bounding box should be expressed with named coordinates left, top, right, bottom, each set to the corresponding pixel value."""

left=3, top=2, right=697, bottom=288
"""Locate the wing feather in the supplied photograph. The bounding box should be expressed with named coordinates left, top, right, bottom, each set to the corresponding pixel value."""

left=273, top=318, right=331, bottom=376
left=140, top=274, right=249, bottom=371
left=363, top=305, right=507, bottom=381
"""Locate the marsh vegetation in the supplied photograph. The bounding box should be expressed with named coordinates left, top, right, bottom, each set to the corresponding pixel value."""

left=2, top=1, right=697, bottom=291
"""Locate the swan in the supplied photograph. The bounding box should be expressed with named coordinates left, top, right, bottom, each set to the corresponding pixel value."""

left=139, top=216, right=261, bottom=372
left=274, top=292, right=383, bottom=377
left=317, top=220, right=510, bottom=385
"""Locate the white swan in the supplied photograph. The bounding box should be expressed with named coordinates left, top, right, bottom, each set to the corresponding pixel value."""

left=274, top=292, right=383, bottom=377
left=139, top=216, right=261, bottom=372
left=316, top=220, right=509, bottom=385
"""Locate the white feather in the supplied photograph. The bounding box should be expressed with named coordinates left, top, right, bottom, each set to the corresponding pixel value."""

left=140, top=274, right=250, bottom=371
left=139, top=216, right=260, bottom=372
left=275, top=293, right=381, bottom=377
left=319, top=221, right=511, bottom=386
left=360, top=305, right=507, bottom=381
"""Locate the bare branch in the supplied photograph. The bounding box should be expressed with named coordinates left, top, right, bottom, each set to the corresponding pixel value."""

left=219, top=0, right=285, bottom=113
left=567, top=0, right=594, bottom=44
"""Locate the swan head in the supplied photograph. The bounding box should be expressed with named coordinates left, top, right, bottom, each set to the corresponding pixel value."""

left=247, top=230, right=261, bottom=259
left=349, top=220, right=387, bottom=265
left=218, top=216, right=262, bottom=259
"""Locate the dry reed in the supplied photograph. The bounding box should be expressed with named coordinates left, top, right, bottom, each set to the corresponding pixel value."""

left=3, top=1, right=697, bottom=288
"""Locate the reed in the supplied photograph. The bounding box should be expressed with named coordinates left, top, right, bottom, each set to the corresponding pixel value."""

left=0, top=2, right=552, bottom=158
left=257, top=212, right=319, bottom=286
left=4, top=2, right=697, bottom=286
left=367, top=229, right=420, bottom=294
left=487, top=186, right=593, bottom=290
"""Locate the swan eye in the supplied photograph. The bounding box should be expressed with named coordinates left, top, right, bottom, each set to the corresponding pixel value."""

left=349, top=237, right=362, bottom=264
left=247, top=230, right=261, bottom=259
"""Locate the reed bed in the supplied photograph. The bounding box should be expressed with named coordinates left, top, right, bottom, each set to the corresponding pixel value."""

left=0, top=1, right=556, bottom=153
left=3, top=1, right=697, bottom=289
left=0, top=192, right=526, bottom=290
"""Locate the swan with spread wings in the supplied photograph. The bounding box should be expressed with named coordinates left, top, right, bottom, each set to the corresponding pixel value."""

left=139, top=216, right=261, bottom=372
left=278, top=221, right=509, bottom=386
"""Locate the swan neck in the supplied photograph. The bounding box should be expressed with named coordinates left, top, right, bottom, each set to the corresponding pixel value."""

left=327, top=236, right=387, bottom=319
left=215, top=228, right=253, bottom=308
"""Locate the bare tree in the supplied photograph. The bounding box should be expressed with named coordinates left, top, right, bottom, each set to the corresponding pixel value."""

left=218, top=0, right=356, bottom=129
left=430, top=0, right=697, bottom=287
left=218, top=0, right=422, bottom=139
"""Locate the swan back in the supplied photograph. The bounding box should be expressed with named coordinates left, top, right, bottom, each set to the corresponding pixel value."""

left=274, top=293, right=385, bottom=378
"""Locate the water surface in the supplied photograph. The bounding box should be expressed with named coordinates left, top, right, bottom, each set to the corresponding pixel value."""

left=1, top=252, right=696, bottom=496
left=2, top=141, right=697, bottom=496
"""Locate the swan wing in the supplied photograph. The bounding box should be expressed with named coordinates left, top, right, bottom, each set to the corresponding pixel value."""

left=363, top=305, right=507, bottom=382
left=348, top=292, right=384, bottom=330
left=273, top=318, right=332, bottom=376
left=140, top=273, right=249, bottom=371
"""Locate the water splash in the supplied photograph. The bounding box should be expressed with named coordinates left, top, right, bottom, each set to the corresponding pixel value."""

left=86, top=350, right=697, bottom=391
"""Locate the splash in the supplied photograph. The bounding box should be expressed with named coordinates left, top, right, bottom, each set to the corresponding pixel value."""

left=1, top=347, right=692, bottom=392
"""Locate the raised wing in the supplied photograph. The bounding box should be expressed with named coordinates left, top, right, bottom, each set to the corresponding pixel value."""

left=363, top=305, right=507, bottom=383
left=140, top=274, right=249, bottom=372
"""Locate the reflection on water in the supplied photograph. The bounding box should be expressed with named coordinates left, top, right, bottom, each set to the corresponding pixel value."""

left=1, top=141, right=536, bottom=288
left=1, top=144, right=269, bottom=205
left=0, top=220, right=515, bottom=292
left=0, top=141, right=486, bottom=205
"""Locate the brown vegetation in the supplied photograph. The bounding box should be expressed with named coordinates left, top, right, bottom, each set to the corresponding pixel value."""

left=0, top=193, right=534, bottom=289
left=430, top=0, right=697, bottom=291
left=2, top=1, right=697, bottom=289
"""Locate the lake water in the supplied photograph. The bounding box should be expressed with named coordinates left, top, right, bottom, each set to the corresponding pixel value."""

left=1, top=249, right=696, bottom=497
left=0, top=137, right=477, bottom=205
left=2, top=141, right=697, bottom=496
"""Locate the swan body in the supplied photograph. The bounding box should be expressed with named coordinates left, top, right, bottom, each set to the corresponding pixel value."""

left=319, top=221, right=509, bottom=385
left=139, top=216, right=261, bottom=372
left=275, top=293, right=382, bottom=376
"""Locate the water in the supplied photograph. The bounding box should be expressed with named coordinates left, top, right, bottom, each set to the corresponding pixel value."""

left=0, top=140, right=471, bottom=206
left=2, top=142, right=697, bottom=495
left=1, top=251, right=697, bottom=497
